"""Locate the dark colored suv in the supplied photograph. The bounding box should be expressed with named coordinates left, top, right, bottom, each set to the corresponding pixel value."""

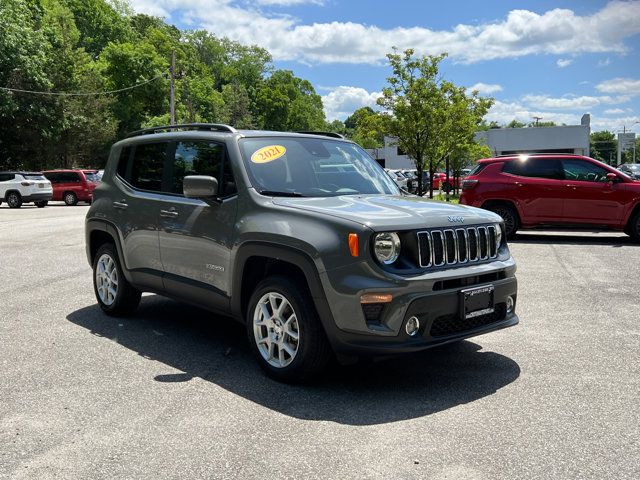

left=43, top=169, right=100, bottom=205
left=86, top=124, right=518, bottom=381
left=460, top=154, right=640, bottom=240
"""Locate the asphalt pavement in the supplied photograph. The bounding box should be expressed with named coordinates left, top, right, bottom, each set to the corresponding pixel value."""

left=1, top=204, right=639, bottom=479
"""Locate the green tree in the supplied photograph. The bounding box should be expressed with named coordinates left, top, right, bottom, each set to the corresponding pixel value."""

left=61, top=0, right=133, bottom=56
left=99, top=40, right=168, bottom=135
left=377, top=49, right=492, bottom=197
left=506, top=119, right=525, bottom=128
left=256, top=70, right=325, bottom=131
left=221, top=82, right=254, bottom=128
left=590, top=130, right=617, bottom=164
left=0, top=0, right=55, bottom=169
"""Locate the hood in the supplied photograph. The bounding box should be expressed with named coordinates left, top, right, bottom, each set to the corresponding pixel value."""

left=272, top=195, right=501, bottom=230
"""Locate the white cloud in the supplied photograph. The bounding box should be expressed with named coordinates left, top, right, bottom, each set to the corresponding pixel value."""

left=596, top=77, right=640, bottom=96
left=129, top=0, right=640, bottom=64
left=598, top=57, right=612, bottom=67
left=603, top=108, right=627, bottom=115
left=469, top=83, right=503, bottom=94
left=556, top=58, right=573, bottom=68
left=321, top=86, right=382, bottom=121
left=255, top=0, right=324, bottom=5
left=522, top=94, right=629, bottom=110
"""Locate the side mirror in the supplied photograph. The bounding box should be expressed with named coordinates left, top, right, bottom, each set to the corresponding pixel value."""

left=606, top=173, right=618, bottom=183
left=183, top=175, right=218, bottom=199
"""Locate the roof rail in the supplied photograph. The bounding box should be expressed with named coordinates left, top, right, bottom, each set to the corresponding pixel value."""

left=494, top=152, right=584, bottom=158
left=296, top=131, right=346, bottom=139
left=126, top=123, right=237, bottom=138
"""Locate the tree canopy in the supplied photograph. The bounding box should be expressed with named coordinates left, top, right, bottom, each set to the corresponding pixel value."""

left=377, top=49, right=493, bottom=196
left=0, top=0, right=326, bottom=170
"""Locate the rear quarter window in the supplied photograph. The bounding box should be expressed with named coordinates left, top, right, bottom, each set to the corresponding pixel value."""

left=468, top=163, right=488, bottom=176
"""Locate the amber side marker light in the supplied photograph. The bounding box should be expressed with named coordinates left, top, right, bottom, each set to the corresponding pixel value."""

left=360, top=293, right=393, bottom=304
left=348, top=233, right=359, bottom=257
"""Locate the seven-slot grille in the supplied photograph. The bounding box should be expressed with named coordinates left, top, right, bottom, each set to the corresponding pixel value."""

left=417, top=225, right=499, bottom=267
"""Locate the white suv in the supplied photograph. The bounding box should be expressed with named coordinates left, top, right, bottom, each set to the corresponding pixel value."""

left=0, top=172, right=53, bottom=208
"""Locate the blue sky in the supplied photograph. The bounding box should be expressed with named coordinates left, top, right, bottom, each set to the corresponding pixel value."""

left=131, top=0, right=640, bottom=133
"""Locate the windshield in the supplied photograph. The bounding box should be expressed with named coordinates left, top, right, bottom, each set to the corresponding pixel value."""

left=625, top=164, right=640, bottom=172
left=24, top=174, right=46, bottom=181
left=84, top=172, right=100, bottom=182
left=239, top=137, right=399, bottom=197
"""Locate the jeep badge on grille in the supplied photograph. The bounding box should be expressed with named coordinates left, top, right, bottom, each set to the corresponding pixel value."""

left=447, top=216, right=464, bottom=223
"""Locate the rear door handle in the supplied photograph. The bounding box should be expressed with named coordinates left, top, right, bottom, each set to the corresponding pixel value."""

left=112, top=200, right=128, bottom=210
left=160, top=208, right=179, bottom=218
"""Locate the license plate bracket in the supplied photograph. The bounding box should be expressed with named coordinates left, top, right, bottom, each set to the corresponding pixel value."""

left=460, top=285, right=495, bottom=319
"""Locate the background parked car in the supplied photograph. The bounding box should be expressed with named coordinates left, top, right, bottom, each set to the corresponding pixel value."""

left=460, top=154, right=640, bottom=241
left=0, top=171, right=52, bottom=208
left=43, top=169, right=100, bottom=205
left=431, top=172, right=462, bottom=192
left=385, top=169, right=408, bottom=190
left=618, top=163, right=640, bottom=180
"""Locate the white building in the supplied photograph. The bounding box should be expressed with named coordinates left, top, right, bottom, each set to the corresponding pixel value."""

left=475, top=114, right=591, bottom=157
left=367, top=114, right=591, bottom=169
left=366, top=136, right=414, bottom=169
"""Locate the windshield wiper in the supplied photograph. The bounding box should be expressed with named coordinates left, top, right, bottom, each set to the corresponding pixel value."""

left=258, top=190, right=306, bottom=197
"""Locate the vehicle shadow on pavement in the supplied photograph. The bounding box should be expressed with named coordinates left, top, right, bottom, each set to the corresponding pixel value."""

left=67, top=296, right=520, bottom=425
left=510, top=231, right=638, bottom=247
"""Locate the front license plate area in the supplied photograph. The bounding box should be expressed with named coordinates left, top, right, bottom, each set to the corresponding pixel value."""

left=461, top=285, right=495, bottom=319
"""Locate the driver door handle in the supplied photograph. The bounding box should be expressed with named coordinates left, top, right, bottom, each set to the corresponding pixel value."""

left=160, top=208, right=179, bottom=218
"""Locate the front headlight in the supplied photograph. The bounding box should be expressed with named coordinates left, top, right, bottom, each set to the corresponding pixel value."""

left=374, top=232, right=401, bottom=264
left=495, top=223, right=503, bottom=249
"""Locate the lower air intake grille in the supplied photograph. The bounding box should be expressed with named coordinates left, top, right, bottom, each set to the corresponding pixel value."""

left=430, top=303, right=507, bottom=337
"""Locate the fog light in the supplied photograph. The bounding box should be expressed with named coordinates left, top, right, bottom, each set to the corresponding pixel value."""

left=405, top=316, right=420, bottom=336
left=506, top=296, right=515, bottom=314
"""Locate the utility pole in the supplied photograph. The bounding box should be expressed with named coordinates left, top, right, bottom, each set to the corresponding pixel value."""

left=170, top=50, right=176, bottom=126
left=533, top=116, right=542, bottom=127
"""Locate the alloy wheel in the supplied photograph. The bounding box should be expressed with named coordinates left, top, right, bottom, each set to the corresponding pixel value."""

left=95, top=253, right=118, bottom=306
left=253, top=292, right=300, bottom=368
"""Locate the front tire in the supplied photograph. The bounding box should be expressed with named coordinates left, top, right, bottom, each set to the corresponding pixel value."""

left=64, top=192, right=78, bottom=206
left=247, top=275, right=331, bottom=382
left=7, top=192, right=22, bottom=208
left=487, top=204, right=519, bottom=238
left=34, top=200, right=48, bottom=208
left=93, top=243, right=141, bottom=316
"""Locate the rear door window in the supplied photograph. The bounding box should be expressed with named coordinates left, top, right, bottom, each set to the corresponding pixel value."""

left=129, top=142, right=168, bottom=192
left=502, top=158, right=563, bottom=179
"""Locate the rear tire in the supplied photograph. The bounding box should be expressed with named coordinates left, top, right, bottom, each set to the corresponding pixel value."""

left=246, top=275, right=331, bottom=383
left=7, top=192, right=22, bottom=208
left=487, top=203, right=519, bottom=238
left=64, top=192, right=78, bottom=206
left=93, top=243, right=141, bottom=316
left=627, top=211, right=640, bottom=242
left=34, top=201, right=48, bottom=208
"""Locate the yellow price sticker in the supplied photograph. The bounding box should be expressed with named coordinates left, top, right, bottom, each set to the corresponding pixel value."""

left=251, top=145, right=286, bottom=164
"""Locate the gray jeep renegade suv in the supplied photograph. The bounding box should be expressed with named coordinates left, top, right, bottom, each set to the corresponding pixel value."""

left=86, top=124, right=518, bottom=381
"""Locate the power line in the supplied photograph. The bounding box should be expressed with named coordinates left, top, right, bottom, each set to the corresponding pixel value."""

left=0, top=72, right=168, bottom=97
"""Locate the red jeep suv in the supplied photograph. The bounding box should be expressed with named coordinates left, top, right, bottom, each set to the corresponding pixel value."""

left=460, top=154, right=640, bottom=241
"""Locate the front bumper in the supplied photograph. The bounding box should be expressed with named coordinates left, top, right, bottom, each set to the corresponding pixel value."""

left=323, top=276, right=518, bottom=355
left=316, top=255, right=518, bottom=356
